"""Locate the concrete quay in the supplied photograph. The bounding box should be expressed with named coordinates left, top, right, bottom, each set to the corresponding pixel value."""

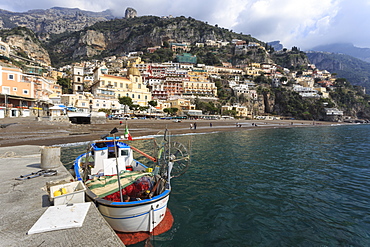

left=0, top=145, right=125, bottom=247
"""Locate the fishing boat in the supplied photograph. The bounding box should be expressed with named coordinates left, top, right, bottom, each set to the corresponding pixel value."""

left=73, top=128, right=190, bottom=233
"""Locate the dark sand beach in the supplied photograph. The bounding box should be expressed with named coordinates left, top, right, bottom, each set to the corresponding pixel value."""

left=0, top=117, right=340, bottom=147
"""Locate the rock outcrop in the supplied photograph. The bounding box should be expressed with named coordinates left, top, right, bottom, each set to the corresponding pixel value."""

left=2, top=28, right=51, bottom=65
left=125, top=8, right=137, bottom=19
left=0, top=7, right=115, bottom=36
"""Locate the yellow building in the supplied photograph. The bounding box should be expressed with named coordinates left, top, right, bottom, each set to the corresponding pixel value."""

left=182, top=81, right=217, bottom=97
left=315, top=87, right=329, bottom=98
left=92, top=65, right=152, bottom=106
left=47, top=70, right=63, bottom=80
left=244, top=63, right=263, bottom=77
left=182, top=69, right=217, bottom=97
left=166, top=98, right=195, bottom=115
left=221, top=105, right=249, bottom=117
left=188, top=69, right=208, bottom=82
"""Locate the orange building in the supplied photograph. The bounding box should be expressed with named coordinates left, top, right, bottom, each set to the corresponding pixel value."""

left=0, top=63, right=35, bottom=117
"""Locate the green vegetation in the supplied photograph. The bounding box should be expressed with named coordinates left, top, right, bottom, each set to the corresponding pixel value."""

left=307, top=52, right=370, bottom=93
left=118, top=96, right=133, bottom=107
left=163, top=107, right=179, bottom=115
left=57, top=77, right=73, bottom=94
left=195, top=100, right=220, bottom=115
left=142, top=48, right=174, bottom=63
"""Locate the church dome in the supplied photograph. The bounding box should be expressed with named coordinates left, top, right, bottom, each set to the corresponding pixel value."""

left=127, top=64, right=141, bottom=77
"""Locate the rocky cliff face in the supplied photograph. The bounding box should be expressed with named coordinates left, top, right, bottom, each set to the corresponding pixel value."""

left=307, top=51, right=370, bottom=93
left=46, top=16, right=262, bottom=65
left=1, top=28, right=51, bottom=65
left=0, top=7, right=115, bottom=36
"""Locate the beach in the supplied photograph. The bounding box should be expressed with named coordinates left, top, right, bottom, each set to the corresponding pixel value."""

left=0, top=117, right=338, bottom=147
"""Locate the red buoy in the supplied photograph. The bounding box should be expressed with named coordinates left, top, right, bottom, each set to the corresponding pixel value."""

left=116, top=208, right=174, bottom=246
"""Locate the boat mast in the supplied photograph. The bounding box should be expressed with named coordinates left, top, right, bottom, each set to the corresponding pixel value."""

left=113, top=135, right=123, bottom=202
left=110, top=127, right=123, bottom=203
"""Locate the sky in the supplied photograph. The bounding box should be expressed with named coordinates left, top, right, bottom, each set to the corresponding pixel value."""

left=1, top=0, right=369, bottom=50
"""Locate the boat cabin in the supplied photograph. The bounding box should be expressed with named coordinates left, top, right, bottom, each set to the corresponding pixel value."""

left=90, top=141, right=133, bottom=176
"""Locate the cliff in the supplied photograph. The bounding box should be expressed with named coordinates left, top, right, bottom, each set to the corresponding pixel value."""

left=44, top=15, right=264, bottom=66
left=0, top=27, right=51, bottom=65
left=0, top=7, right=115, bottom=37
left=307, top=51, right=370, bottom=93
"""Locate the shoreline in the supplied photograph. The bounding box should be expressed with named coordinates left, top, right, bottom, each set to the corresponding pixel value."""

left=0, top=117, right=351, bottom=147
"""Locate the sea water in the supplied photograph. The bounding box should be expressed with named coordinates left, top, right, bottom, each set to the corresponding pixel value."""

left=61, top=124, right=370, bottom=246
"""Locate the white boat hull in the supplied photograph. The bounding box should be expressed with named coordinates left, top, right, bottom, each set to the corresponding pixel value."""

left=97, top=191, right=170, bottom=232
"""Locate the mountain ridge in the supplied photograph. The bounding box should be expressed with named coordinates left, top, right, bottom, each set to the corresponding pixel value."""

left=307, top=51, right=370, bottom=92
left=310, top=43, right=370, bottom=63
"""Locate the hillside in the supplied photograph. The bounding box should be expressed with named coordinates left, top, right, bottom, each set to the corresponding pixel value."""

left=307, top=51, right=370, bottom=93
left=0, top=7, right=115, bottom=37
left=310, top=43, right=370, bottom=63
left=44, top=15, right=268, bottom=66
left=0, top=7, right=309, bottom=69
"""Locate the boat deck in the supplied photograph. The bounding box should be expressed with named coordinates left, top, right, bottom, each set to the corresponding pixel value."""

left=0, top=145, right=125, bottom=247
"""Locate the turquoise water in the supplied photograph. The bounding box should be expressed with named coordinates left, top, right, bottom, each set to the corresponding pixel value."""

left=61, top=124, right=370, bottom=246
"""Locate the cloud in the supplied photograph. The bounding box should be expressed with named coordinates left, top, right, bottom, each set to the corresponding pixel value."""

left=231, top=0, right=341, bottom=49
left=0, top=0, right=369, bottom=49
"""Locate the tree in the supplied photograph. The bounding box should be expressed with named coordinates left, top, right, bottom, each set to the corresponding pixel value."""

left=148, top=100, right=157, bottom=107
left=162, top=41, right=169, bottom=48
left=118, top=96, right=133, bottom=107
left=223, top=109, right=237, bottom=117
left=98, top=108, right=111, bottom=116
left=163, top=107, right=179, bottom=116
left=57, top=77, right=72, bottom=94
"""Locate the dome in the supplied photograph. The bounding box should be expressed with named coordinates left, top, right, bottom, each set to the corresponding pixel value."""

left=127, top=64, right=141, bottom=77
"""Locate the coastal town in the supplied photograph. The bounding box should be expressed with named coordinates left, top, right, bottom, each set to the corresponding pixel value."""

left=1, top=4, right=370, bottom=247
left=0, top=36, right=345, bottom=122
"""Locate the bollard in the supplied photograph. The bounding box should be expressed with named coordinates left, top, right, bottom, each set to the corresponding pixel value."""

left=40, top=146, right=63, bottom=169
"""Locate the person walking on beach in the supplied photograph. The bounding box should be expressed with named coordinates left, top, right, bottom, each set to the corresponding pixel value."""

left=210, top=122, right=212, bottom=127
left=190, top=123, right=193, bottom=129
left=193, top=123, right=197, bottom=129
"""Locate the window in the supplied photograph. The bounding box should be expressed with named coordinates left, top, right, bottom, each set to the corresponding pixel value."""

left=23, top=89, right=29, bottom=95
left=96, top=103, right=100, bottom=107
left=103, top=104, right=106, bottom=107
left=138, top=84, right=141, bottom=89
left=120, top=83, right=123, bottom=88
left=121, top=150, right=128, bottom=156
left=81, top=102, right=86, bottom=106
left=126, top=84, right=129, bottom=89
left=132, top=94, right=135, bottom=98
left=13, top=87, right=17, bottom=91
left=8, top=74, right=14, bottom=80
left=3, top=87, right=10, bottom=94
left=114, top=82, right=117, bottom=87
